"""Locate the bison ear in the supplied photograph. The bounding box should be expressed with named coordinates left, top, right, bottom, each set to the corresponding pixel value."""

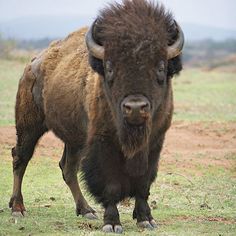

left=167, top=55, right=182, bottom=78
left=89, top=54, right=105, bottom=76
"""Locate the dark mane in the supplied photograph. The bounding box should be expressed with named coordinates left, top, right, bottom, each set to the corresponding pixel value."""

left=90, top=0, right=182, bottom=77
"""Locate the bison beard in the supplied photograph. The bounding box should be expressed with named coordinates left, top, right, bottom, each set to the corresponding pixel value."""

left=119, top=120, right=151, bottom=158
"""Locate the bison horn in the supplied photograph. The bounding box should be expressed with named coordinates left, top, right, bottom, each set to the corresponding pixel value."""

left=167, top=21, right=185, bottom=59
left=85, top=21, right=105, bottom=60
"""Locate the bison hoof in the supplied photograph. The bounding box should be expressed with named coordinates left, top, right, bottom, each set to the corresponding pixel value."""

left=10, top=200, right=26, bottom=217
left=76, top=204, right=97, bottom=220
left=150, top=219, right=158, bottom=228
left=12, top=211, right=26, bottom=217
left=102, top=224, right=113, bottom=233
left=114, top=225, right=123, bottom=234
left=102, top=224, right=123, bottom=234
left=83, top=212, right=98, bottom=220
left=137, top=220, right=154, bottom=230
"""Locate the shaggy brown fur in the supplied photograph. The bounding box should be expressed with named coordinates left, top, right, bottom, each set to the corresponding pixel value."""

left=10, top=0, right=183, bottom=233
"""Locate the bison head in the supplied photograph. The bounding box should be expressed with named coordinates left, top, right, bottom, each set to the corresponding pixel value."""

left=86, top=0, right=184, bottom=158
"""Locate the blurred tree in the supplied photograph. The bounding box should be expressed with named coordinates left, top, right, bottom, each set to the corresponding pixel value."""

left=0, top=33, right=16, bottom=59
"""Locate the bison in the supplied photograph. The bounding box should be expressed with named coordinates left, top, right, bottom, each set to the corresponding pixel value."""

left=9, top=0, right=184, bottom=233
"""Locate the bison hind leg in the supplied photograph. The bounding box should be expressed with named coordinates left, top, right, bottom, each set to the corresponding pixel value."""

left=10, top=122, right=47, bottom=216
left=10, top=64, right=48, bottom=216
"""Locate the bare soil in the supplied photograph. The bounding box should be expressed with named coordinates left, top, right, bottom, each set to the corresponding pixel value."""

left=1, top=121, right=236, bottom=174
left=161, top=121, right=236, bottom=174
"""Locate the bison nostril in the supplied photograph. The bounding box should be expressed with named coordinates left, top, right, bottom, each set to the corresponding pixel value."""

left=140, top=103, right=149, bottom=113
left=123, top=104, right=132, bottom=115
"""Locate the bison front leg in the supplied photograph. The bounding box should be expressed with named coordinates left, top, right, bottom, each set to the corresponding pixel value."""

left=82, top=138, right=123, bottom=233
left=133, top=155, right=159, bottom=229
left=59, top=144, right=97, bottom=219
left=103, top=203, right=123, bottom=234
left=133, top=195, right=157, bottom=229
left=102, top=183, right=123, bottom=233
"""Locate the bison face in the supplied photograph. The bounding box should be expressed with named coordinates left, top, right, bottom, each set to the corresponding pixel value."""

left=86, top=18, right=184, bottom=158
left=101, top=54, right=168, bottom=157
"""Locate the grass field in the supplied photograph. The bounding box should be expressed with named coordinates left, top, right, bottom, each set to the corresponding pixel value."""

left=0, top=58, right=235, bottom=235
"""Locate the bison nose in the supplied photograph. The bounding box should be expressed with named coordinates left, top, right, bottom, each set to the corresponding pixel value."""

left=121, top=95, right=151, bottom=125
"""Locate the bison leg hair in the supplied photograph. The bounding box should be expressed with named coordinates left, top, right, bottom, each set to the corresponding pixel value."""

left=10, top=65, right=47, bottom=216
left=133, top=196, right=157, bottom=229
left=132, top=181, right=155, bottom=229
left=133, top=150, right=161, bottom=229
left=82, top=138, right=124, bottom=232
left=10, top=131, right=44, bottom=216
left=103, top=204, right=123, bottom=233
left=59, top=144, right=97, bottom=219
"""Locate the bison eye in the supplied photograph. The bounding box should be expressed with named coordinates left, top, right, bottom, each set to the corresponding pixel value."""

left=156, top=61, right=166, bottom=85
left=105, top=60, right=114, bottom=86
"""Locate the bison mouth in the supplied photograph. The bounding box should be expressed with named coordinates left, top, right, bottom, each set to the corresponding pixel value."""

left=118, top=120, right=151, bottom=158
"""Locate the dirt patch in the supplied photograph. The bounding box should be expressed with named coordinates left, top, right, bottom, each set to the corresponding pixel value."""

left=0, top=126, right=64, bottom=150
left=160, top=121, right=236, bottom=174
left=1, top=122, right=236, bottom=173
left=0, top=126, right=64, bottom=159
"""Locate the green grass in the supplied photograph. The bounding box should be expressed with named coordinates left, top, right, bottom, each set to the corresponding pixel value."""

left=0, top=59, right=25, bottom=125
left=173, top=69, right=236, bottom=121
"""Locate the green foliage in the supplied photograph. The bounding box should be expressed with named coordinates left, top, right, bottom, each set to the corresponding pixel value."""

left=183, top=39, right=236, bottom=68
left=0, top=34, right=16, bottom=59
left=173, top=69, right=236, bottom=121
left=0, top=59, right=24, bottom=125
left=16, top=38, right=52, bottom=50
left=185, top=39, right=236, bottom=54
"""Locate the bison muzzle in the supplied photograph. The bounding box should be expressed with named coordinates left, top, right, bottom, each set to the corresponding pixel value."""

left=9, top=0, right=184, bottom=233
